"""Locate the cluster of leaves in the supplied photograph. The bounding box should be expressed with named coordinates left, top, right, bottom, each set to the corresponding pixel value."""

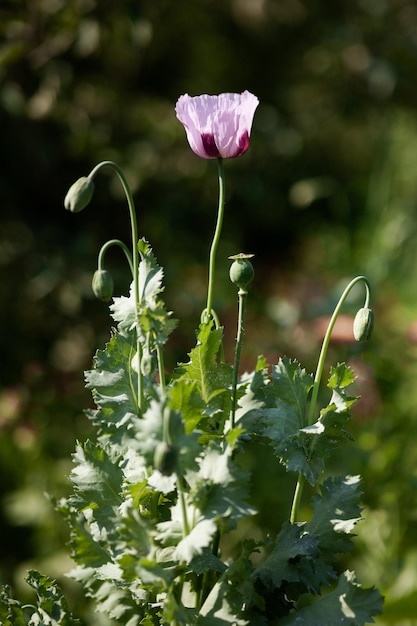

left=0, top=242, right=383, bottom=625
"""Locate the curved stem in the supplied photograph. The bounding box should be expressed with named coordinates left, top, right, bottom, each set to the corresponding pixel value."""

left=289, top=275, right=371, bottom=524
left=230, top=289, right=247, bottom=430
left=97, top=238, right=134, bottom=277
left=205, top=158, right=225, bottom=321
left=307, top=275, right=371, bottom=427
left=88, top=161, right=143, bottom=411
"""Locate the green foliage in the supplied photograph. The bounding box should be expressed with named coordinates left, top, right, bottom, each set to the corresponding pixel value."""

left=3, top=4, right=417, bottom=621
left=0, top=571, right=81, bottom=626
left=278, top=571, right=383, bottom=626
left=0, top=241, right=383, bottom=624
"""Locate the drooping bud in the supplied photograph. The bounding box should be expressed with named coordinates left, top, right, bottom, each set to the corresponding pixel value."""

left=64, top=176, right=95, bottom=213
left=353, top=307, right=374, bottom=342
left=229, top=253, right=255, bottom=291
left=92, top=269, right=114, bottom=302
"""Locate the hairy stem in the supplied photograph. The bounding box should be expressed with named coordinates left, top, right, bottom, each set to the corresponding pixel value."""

left=205, top=158, right=225, bottom=321
left=88, top=161, right=144, bottom=412
left=97, top=238, right=134, bottom=276
left=290, top=275, right=371, bottom=524
left=230, top=289, right=248, bottom=430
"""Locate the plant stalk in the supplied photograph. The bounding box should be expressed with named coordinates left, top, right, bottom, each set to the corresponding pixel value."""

left=205, top=158, right=225, bottom=321
left=230, top=289, right=248, bottom=429
left=88, top=161, right=144, bottom=412
left=290, top=275, right=371, bottom=524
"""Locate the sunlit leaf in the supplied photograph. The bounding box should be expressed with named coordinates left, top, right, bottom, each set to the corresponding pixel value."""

left=277, top=570, right=383, bottom=625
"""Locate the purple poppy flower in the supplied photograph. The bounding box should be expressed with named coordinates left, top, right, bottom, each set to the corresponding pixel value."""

left=175, top=90, right=259, bottom=159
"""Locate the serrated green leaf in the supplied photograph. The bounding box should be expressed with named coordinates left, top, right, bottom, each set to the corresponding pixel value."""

left=69, top=566, right=144, bottom=625
left=188, top=444, right=256, bottom=527
left=268, top=357, right=314, bottom=408
left=306, top=475, right=363, bottom=556
left=69, top=440, right=123, bottom=529
left=174, top=322, right=233, bottom=417
left=277, top=570, right=383, bottom=625
left=168, top=378, right=205, bottom=434
left=85, top=330, right=139, bottom=433
left=67, top=510, right=112, bottom=568
left=137, top=238, right=165, bottom=304
left=253, top=522, right=320, bottom=592
left=88, top=580, right=142, bottom=624
left=0, top=586, right=26, bottom=626
left=235, top=357, right=270, bottom=431
left=260, top=358, right=317, bottom=481
left=328, top=362, right=357, bottom=390
left=262, top=360, right=357, bottom=484
left=110, top=239, right=177, bottom=344
left=25, top=570, right=82, bottom=626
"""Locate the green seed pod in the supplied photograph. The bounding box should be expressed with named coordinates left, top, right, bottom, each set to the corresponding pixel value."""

left=64, top=176, right=95, bottom=213
left=229, top=254, right=255, bottom=290
left=92, top=269, right=114, bottom=302
left=353, top=307, right=374, bottom=342
left=153, top=442, right=177, bottom=476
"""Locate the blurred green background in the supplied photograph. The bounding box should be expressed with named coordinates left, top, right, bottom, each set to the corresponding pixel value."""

left=2, top=0, right=417, bottom=623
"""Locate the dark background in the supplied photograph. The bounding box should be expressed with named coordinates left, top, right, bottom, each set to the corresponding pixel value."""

left=2, top=1, right=417, bottom=622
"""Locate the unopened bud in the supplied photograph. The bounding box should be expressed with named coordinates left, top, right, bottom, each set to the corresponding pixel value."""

left=92, top=269, right=114, bottom=302
left=353, top=307, right=374, bottom=342
left=64, top=176, right=94, bottom=213
left=229, top=253, right=255, bottom=291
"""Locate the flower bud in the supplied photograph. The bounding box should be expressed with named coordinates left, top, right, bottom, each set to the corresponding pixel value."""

left=153, top=442, right=177, bottom=476
left=229, top=254, right=255, bottom=291
left=353, top=307, right=374, bottom=342
left=92, top=269, right=114, bottom=302
left=64, top=176, right=94, bottom=213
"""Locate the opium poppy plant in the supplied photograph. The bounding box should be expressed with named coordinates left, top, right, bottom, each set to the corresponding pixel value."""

left=175, top=90, right=259, bottom=159
left=0, top=92, right=383, bottom=626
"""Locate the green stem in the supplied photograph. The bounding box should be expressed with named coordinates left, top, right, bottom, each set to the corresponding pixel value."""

left=205, top=158, right=225, bottom=321
left=97, top=238, right=134, bottom=276
left=230, top=289, right=247, bottom=430
left=176, top=477, right=190, bottom=538
left=198, top=529, right=221, bottom=609
left=88, top=161, right=143, bottom=413
left=156, top=343, right=166, bottom=393
left=289, top=275, right=371, bottom=524
left=307, top=275, right=371, bottom=427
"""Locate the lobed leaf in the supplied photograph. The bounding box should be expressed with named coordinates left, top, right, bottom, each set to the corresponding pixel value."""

left=85, top=329, right=139, bottom=433
left=277, top=570, right=383, bottom=625
left=0, top=586, right=27, bottom=626
left=110, top=238, right=177, bottom=344
left=305, top=474, right=363, bottom=559
left=69, top=440, right=123, bottom=518
left=252, top=522, right=320, bottom=593
left=174, top=321, right=233, bottom=421
left=261, top=360, right=357, bottom=485
left=0, top=572, right=81, bottom=626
